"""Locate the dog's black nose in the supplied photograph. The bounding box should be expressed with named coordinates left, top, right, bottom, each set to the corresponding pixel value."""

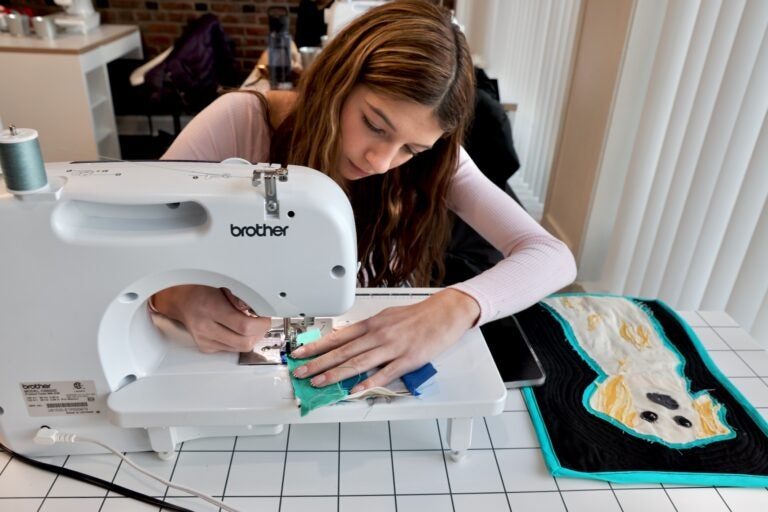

left=647, top=392, right=679, bottom=410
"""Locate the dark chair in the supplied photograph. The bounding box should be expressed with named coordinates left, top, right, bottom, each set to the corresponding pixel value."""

left=141, top=14, right=239, bottom=131
left=110, top=14, right=239, bottom=158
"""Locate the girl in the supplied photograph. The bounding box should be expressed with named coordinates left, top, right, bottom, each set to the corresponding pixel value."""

left=153, top=0, right=576, bottom=394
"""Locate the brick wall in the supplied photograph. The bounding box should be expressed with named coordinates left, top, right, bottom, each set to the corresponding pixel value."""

left=7, top=0, right=302, bottom=80
left=7, top=0, right=456, bottom=81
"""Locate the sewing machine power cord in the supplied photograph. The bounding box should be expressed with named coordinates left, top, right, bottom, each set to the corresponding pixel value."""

left=0, top=428, right=247, bottom=512
left=0, top=441, right=193, bottom=511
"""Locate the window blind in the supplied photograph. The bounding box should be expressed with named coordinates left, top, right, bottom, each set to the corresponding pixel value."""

left=456, top=0, right=581, bottom=220
left=586, top=0, right=767, bottom=344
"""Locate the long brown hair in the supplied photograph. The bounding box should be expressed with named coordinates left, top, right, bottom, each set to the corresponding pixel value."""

left=274, top=0, right=475, bottom=286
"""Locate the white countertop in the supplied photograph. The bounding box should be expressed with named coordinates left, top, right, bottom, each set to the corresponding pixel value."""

left=0, top=25, right=138, bottom=55
left=1, top=310, right=767, bottom=512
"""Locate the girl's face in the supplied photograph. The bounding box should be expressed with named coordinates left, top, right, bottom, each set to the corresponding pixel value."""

left=338, top=85, right=444, bottom=180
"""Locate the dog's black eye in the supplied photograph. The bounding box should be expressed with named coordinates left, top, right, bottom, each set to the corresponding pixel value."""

left=674, top=416, right=692, bottom=428
left=640, top=411, right=658, bottom=423
left=647, top=393, right=679, bottom=410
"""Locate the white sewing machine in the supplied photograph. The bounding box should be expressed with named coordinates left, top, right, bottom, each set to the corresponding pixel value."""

left=0, top=159, right=506, bottom=460
left=52, top=0, right=100, bottom=34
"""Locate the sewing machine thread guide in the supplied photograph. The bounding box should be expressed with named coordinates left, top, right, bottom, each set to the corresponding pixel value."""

left=252, top=164, right=288, bottom=219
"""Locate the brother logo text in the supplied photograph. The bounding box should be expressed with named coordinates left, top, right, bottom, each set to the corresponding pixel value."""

left=230, top=224, right=289, bottom=237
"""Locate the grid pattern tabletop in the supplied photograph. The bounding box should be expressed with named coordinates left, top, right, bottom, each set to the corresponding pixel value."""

left=1, top=311, right=767, bottom=512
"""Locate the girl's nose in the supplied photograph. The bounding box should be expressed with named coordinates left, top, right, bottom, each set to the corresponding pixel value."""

left=364, top=143, right=398, bottom=174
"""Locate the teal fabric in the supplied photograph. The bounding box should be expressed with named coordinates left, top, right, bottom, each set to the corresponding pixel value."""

left=287, top=329, right=366, bottom=416
left=296, top=329, right=322, bottom=346
left=286, top=329, right=435, bottom=415
left=287, top=355, right=349, bottom=416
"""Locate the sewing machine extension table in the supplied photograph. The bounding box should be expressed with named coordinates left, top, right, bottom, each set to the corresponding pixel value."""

left=108, top=289, right=508, bottom=460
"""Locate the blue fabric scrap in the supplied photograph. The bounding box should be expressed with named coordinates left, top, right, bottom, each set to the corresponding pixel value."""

left=401, top=363, right=437, bottom=396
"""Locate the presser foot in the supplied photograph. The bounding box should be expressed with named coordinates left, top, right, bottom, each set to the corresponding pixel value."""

left=237, top=317, right=331, bottom=365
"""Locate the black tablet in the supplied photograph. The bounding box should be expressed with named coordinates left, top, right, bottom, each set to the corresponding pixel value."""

left=480, top=314, right=546, bottom=388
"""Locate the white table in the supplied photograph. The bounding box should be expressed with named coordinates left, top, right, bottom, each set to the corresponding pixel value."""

left=0, top=25, right=142, bottom=162
left=1, top=309, right=766, bottom=512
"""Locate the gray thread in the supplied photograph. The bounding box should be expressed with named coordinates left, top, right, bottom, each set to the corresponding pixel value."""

left=0, top=132, right=47, bottom=192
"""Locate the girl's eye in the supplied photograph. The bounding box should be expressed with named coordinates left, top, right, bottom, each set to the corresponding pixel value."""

left=362, top=114, right=418, bottom=156
left=363, top=115, right=385, bottom=135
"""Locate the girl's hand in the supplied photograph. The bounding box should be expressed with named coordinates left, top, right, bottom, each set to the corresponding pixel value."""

left=151, top=285, right=271, bottom=353
left=290, top=289, right=480, bottom=393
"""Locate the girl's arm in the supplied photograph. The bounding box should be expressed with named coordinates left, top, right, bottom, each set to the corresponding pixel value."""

left=162, top=91, right=271, bottom=163
left=292, top=148, right=576, bottom=392
left=447, top=147, right=577, bottom=325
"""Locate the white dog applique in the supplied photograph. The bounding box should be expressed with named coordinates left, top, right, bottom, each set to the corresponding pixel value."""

left=541, top=295, right=733, bottom=447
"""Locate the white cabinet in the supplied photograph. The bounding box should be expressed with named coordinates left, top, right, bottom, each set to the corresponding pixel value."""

left=0, top=25, right=142, bottom=162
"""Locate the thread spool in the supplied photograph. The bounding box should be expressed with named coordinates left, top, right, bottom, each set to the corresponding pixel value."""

left=0, top=126, right=48, bottom=194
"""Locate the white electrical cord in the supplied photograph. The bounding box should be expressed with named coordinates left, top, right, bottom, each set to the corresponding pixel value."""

left=34, top=428, right=243, bottom=512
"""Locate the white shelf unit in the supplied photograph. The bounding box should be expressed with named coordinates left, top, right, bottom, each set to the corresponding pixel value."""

left=89, top=66, right=118, bottom=156
left=0, top=26, right=142, bottom=162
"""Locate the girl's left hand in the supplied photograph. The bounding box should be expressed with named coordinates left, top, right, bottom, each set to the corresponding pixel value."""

left=289, top=289, right=480, bottom=393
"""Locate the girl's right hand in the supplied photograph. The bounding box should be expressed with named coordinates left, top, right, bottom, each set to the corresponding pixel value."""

left=151, top=285, right=271, bottom=353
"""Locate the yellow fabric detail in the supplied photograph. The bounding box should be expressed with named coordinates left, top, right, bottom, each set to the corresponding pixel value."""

left=693, top=395, right=730, bottom=437
left=619, top=321, right=651, bottom=349
left=587, top=313, right=601, bottom=331
left=593, top=375, right=638, bottom=428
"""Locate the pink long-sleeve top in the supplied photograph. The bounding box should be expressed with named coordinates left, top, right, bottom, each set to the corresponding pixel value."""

left=162, top=92, right=577, bottom=325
